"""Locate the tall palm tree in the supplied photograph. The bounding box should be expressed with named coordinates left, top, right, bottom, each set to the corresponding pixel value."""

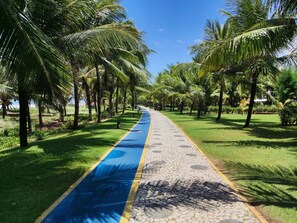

left=32, top=0, right=149, bottom=127
left=199, top=0, right=297, bottom=127
left=0, top=0, right=70, bottom=147
left=191, top=19, right=234, bottom=120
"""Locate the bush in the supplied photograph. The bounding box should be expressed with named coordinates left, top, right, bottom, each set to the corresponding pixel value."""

left=208, top=106, right=218, bottom=113
left=207, top=105, right=278, bottom=114
left=224, top=106, right=233, bottom=114
left=34, top=130, right=45, bottom=140
left=1, top=127, right=19, bottom=137
left=0, top=137, right=18, bottom=149
left=2, top=129, right=9, bottom=137
left=254, top=105, right=278, bottom=113
left=279, top=102, right=297, bottom=125
left=61, top=121, right=73, bottom=130
left=234, top=107, right=243, bottom=114
left=266, top=105, right=278, bottom=113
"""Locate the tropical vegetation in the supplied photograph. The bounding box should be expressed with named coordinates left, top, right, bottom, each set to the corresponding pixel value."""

left=146, top=0, right=297, bottom=128
left=1, top=0, right=297, bottom=222
left=0, top=0, right=150, bottom=147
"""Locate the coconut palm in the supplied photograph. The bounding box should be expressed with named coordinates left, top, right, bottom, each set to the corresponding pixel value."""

left=192, top=19, right=236, bottom=120
left=199, top=0, right=297, bottom=127
left=270, top=0, right=297, bottom=15
left=0, top=68, right=13, bottom=119
left=189, top=85, right=206, bottom=118
left=0, top=0, right=71, bottom=146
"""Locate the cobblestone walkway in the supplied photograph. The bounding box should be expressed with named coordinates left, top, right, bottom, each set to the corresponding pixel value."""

left=129, top=110, right=260, bottom=223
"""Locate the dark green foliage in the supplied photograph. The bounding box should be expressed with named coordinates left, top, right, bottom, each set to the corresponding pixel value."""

left=275, top=69, right=297, bottom=103
left=207, top=105, right=278, bottom=114
left=279, top=101, right=297, bottom=126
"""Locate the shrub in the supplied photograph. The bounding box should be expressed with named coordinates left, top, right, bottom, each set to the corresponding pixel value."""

left=225, top=106, right=233, bottom=114
left=2, top=129, right=9, bottom=137
left=61, top=121, right=73, bottom=130
left=34, top=130, right=45, bottom=140
left=208, top=106, right=218, bottom=113
left=279, top=102, right=297, bottom=125
left=254, top=105, right=278, bottom=113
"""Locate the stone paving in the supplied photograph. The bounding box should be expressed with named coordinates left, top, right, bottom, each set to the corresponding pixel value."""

left=129, top=110, right=260, bottom=223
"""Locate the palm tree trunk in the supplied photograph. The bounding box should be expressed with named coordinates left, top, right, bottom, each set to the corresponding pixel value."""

left=38, top=100, right=43, bottom=128
left=131, top=89, right=135, bottom=110
left=95, top=62, right=101, bottom=123
left=244, top=74, right=257, bottom=128
left=180, top=99, right=184, bottom=114
left=27, top=101, right=32, bottom=133
left=217, top=81, right=224, bottom=120
left=84, top=80, right=92, bottom=121
left=108, top=74, right=115, bottom=117
left=18, top=87, right=28, bottom=147
left=197, top=103, right=201, bottom=118
left=72, top=64, right=80, bottom=129
left=122, top=88, right=127, bottom=114
left=103, top=99, right=106, bottom=112
left=93, top=92, right=97, bottom=113
left=197, top=108, right=201, bottom=118
left=59, top=104, right=64, bottom=122
left=189, top=101, right=194, bottom=115
left=170, top=99, right=173, bottom=111
left=2, top=102, right=7, bottom=119
left=135, top=92, right=138, bottom=108
left=115, top=78, right=119, bottom=114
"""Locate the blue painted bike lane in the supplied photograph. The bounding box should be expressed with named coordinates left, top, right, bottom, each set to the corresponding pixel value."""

left=41, top=109, right=150, bottom=223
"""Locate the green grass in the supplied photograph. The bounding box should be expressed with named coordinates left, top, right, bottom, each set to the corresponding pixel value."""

left=163, top=111, right=297, bottom=223
left=0, top=111, right=141, bottom=223
left=0, top=105, right=107, bottom=150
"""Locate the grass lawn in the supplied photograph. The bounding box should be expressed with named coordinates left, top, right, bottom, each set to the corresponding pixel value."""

left=163, top=111, right=297, bottom=223
left=0, top=105, right=110, bottom=150
left=0, top=111, right=141, bottom=223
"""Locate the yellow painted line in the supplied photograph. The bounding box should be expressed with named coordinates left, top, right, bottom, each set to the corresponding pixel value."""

left=120, top=110, right=152, bottom=223
left=35, top=113, right=143, bottom=223
left=160, top=112, right=268, bottom=223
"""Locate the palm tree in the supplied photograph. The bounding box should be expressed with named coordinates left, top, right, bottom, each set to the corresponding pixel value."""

left=189, top=85, right=206, bottom=118
left=0, top=0, right=70, bottom=147
left=199, top=0, right=297, bottom=127
left=191, top=19, right=234, bottom=120
left=271, top=0, right=297, bottom=15
left=0, top=66, right=13, bottom=119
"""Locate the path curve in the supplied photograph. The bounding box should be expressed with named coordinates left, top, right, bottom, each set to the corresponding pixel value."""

left=129, top=110, right=260, bottom=223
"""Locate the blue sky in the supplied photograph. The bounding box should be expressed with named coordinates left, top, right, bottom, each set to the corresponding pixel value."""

left=122, top=0, right=226, bottom=78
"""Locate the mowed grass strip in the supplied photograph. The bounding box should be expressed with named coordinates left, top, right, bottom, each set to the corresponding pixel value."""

left=0, top=112, right=141, bottom=223
left=163, top=111, right=297, bottom=223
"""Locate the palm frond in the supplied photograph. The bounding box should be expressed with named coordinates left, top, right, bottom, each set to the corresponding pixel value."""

left=0, top=0, right=69, bottom=93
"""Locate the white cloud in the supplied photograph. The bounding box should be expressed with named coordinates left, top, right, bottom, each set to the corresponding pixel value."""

left=154, top=41, right=160, bottom=46
left=157, top=28, right=165, bottom=32
left=176, top=40, right=184, bottom=44
left=194, top=39, right=202, bottom=43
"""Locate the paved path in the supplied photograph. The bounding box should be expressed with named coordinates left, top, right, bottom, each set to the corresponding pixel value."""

left=39, top=110, right=150, bottom=223
left=129, top=110, right=260, bottom=223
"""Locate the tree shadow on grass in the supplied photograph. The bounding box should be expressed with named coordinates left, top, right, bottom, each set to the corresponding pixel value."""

left=225, top=162, right=297, bottom=208
left=247, top=126, right=297, bottom=140
left=0, top=115, right=139, bottom=155
left=202, top=139, right=297, bottom=150
left=0, top=114, right=141, bottom=222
